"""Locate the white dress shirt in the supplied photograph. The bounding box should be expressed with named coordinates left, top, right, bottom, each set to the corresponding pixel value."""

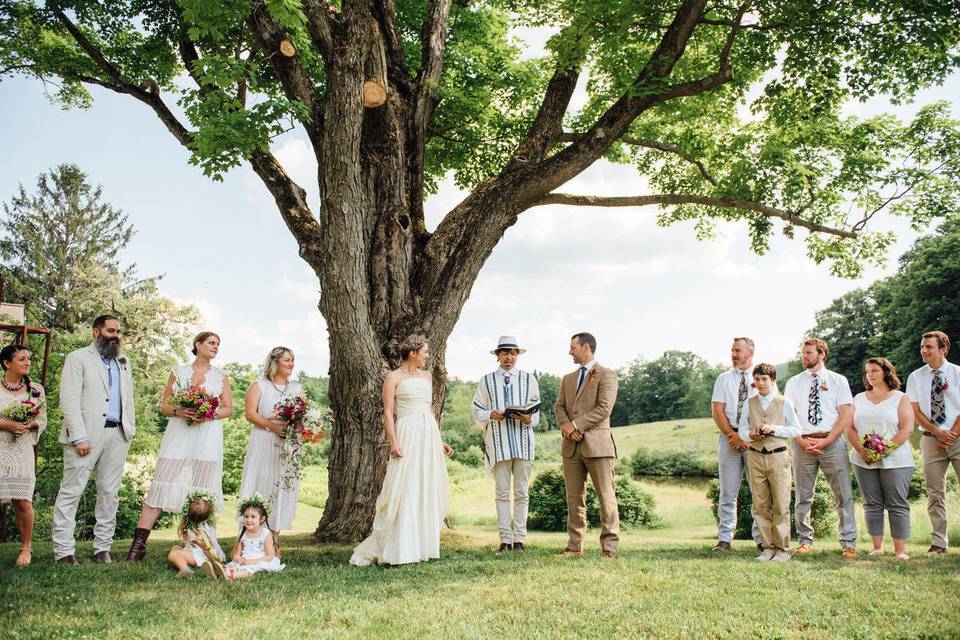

left=783, top=367, right=853, bottom=435
left=739, top=390, right=803, bottom=440
left=906, top=361, right=960, bottom=432
left=712, top=367, right=757, bottom=431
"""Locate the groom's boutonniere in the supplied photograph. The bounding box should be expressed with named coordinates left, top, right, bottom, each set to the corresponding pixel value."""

left=118, top=356, right=128, bottom=371
left=588, top=368, right=598, bottom=384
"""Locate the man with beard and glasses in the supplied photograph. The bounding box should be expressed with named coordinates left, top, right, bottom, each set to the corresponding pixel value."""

left=52, top=315, right=136, bottom=564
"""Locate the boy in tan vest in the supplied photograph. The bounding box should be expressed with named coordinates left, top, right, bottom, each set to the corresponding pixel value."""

left=745, top=363, right=802, bottom=561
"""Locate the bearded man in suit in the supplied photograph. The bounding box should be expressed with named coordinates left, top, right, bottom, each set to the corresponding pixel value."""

left=52, top=314, right=136, bottom=564
left=555, top=332, right=620, bottom=558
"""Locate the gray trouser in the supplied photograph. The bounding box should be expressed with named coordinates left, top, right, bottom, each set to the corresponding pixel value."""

left=717, top=435, right=761, bottom=544
left=853, top=465, right=913, bottom=540
left=52, top=428, right=130, bottom=558
left=493, top=458, right=532, bottom=544
left=793, top=438, right=857, bottom=548
left=920, top=435, right=960, bottom=548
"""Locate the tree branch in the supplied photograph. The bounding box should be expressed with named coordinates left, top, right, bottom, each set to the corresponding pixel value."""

left=536, top=192, right=856, bottom=239
left=370, top=0, right=413, bottom=95
left=247, top=0, right=323, bottom=148
left=560, top=132, right=718, bottom=185
left=301, top=0, right=338, bottom=60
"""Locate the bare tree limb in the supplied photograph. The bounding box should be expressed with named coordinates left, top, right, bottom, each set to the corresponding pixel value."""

left=536, top=192, right=856, bottom=239
left=370, top=0, right=413, bottom=95
left=301, top=0, right=338, bottom=60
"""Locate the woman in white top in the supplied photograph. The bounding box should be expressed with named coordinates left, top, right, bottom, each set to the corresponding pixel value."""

left=237, top=347, right=303, bottom=548
left=847, top=357, right=915, bottom=560
left=128, top=331, right=233, bottom=561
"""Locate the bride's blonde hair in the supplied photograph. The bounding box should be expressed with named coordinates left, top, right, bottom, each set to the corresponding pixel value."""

left=263, top=346, right=294, bottom=380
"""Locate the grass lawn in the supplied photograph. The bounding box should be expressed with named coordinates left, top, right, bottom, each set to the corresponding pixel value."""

left=5, top=420, right=960, bottom=639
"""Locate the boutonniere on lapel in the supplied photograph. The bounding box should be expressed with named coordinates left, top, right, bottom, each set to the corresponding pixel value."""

left=587, top=368, right=598, bottom=384
left=751, top=382, right=757, bottom=388
left=819, top=383, right=829, bottom=391
left=118, top=356, right=128, bottom=372
left=943, top=381, right=951, bottom=391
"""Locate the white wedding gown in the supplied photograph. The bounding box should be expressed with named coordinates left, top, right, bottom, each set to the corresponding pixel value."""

left=350, top=377, right=450, bottom=566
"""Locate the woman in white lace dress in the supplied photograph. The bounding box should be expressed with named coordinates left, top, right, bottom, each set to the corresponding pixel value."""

left=126, top=331, right=233, bottom=561
left=238, top=347, right=303, bottom=547
left=0, top=345, right=46, bottom=567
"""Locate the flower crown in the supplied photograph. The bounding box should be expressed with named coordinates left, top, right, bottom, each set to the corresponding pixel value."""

left=180, top=490, right=218, bottom=529
left=238, top=493, right=270, bottom=517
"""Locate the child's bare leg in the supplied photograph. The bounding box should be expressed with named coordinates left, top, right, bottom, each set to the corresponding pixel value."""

left=167, top=547, right=198, bottom=571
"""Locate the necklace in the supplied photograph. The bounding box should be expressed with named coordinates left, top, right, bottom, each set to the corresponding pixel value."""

left=271, top=378, right=289, bottom=395
left=1, top=376, right=25, bottom=392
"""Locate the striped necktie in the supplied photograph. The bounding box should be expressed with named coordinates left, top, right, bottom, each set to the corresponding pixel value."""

left=931, top=369, right=946, bottom=426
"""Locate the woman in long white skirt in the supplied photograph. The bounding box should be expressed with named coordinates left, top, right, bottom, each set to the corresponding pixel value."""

left=351, top=335, right=453, bottom=566
left=237, top=346, right=303, bottom=550
left=127, top=331, right=232, bottom=561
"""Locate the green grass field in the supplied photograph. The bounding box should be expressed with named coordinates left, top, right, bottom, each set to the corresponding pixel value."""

left=4, top=420, right=960, bottom=639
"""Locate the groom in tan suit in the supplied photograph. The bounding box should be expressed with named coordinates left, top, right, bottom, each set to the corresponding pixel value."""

left=555, top=332, right=620, bottom=558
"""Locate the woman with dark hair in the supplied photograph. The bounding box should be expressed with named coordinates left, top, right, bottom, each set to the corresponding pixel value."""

left=0, top=344, right=46, bottom=566
left=350, top=335, right=453, bottom=566
left=127, top=331, right=233, bottom=561
left=847, top=357, right=916, bottom=559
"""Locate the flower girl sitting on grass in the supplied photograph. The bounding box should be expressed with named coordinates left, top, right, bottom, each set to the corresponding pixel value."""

left=168, top=491, right=227, bottom=579
left=225, top=494, right=284, bottom=580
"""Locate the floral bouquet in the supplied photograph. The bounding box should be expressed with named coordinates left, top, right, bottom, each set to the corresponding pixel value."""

left=1, top=398, right=44, bottom=437
left=170, top=385, right=219, bottom=424
left=275, top=397, right=328, bottom=491
left=862, top=432, right=897, bottom=465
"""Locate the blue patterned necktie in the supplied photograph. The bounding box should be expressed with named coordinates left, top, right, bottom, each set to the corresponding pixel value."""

left=735, top=371, right=747, bottom=427
left=931, top=369, right=946, bottom=426
left=576, top=366, right=588, bottom=392
left=808, top=373, right=822, bottom=427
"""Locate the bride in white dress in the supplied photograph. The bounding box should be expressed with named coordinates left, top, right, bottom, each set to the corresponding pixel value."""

left=350, top=335, right=453, bottom=566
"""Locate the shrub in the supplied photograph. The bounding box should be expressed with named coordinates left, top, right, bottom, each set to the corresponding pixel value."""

left=707, top=474, right=837, bottom=540
left=528, top=467, right=660, bottom=531
left=221, top=417, right=249, bottom=495
left=631, top=447, right=718, bottom=477
left=453, top=444, right=485, bottom=468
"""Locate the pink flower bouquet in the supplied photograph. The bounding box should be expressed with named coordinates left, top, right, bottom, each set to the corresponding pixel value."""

left=862, top=432, right=896, bottom=465
left=1, top=398, right=44, bottom=437
left=170, top=385, right=219, bottom=424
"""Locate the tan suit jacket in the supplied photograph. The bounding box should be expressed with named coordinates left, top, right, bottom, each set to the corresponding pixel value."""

left=555, top=363, right=618, bottom=458
left=58, top=344, right=136, bottom=448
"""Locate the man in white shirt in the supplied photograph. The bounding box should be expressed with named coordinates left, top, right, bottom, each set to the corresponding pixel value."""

left=905, top=330, right=960, bottom=554
left=743, top=363, right=802, bottom=561
left=710, top=337, right=761, bottom=552
left=783, top=338, right=856, bottom=558
left=473, top=336, right=540, bottom=553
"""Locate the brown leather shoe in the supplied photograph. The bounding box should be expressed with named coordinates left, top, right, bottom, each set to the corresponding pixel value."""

left=56, top=554, right=79, bottom=565
left=842, top=547, right=857, bottom=559
left=559, top=548, right=584, bottom=557
left=512, top=542, right=525, bottom=552
left=93, top=551, right=112, bottom=564
left=711, top=541, right=732, bottom=552
left=793, top=544, right=813, bottom=555
left=928, top=545, right=947, bottom=555
left=496, top=543, right=512, bottom=554
left=601, top=550, right=616, bottom=559
left=126, top=527, right=151, bottom=562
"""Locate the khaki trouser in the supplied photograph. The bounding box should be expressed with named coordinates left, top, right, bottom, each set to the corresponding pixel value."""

left=493, top=459, right=532, bottom=544
left=52, top=428, right=131, bottom=559
left=747, top=449, right=792, bottom=551
left=562, top=445, right=619, bottom=554
left=920, top=435, right=960, bottom=549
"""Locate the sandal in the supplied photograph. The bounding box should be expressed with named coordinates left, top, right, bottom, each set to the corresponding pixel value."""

left=15, top=548, right=32, bottom=567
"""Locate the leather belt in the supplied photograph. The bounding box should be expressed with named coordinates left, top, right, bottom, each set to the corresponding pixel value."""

left=749, top=447, right=787, bottom=455
left=105, top=420, right=122, bottom=428
left=805, top=432, right=830, bottom=439
left=922, top=430, right=938, bottom=437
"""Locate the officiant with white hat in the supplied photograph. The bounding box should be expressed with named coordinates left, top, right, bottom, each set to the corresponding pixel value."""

left=472, top=335, right=541, bottom=553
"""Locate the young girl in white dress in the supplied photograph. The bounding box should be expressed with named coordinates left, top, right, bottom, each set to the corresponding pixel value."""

left=225, top=494, right=284, bottom=579
left=350, top=335, right=453, bottom=566
left=238, top=346, right=303, bottom=551
left=167, top=492, right=227, bottom=578
left=128, top=332, right=233, bottom=561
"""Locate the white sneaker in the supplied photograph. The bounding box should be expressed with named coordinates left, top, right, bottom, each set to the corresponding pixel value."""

left=771, top=550, right=792, bottom=561
left=755, top=548, right=776, bottom=561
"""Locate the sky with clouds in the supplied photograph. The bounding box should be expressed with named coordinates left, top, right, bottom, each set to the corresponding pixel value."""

left=1, top=26, right=957, bottom=381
